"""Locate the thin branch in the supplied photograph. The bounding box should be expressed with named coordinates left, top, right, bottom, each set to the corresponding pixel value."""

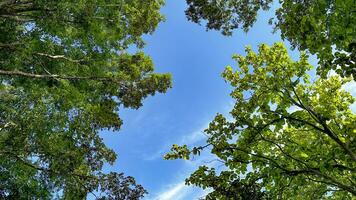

left=258, top=134, right=309, bottom=168
left=202, top=159, right=225, bottom=164
left=273, top=111, right=325, bottom=133
left=0, top=69, right=123, bottom=84
left=308, top=169, right=356, bottom=195
left=223, top=144, right=356, bottom=195
left=0, top=42, right=23, bottom=49
left=319, top=120, right=356, bottom=161
left=286, top=81, right=355, bottom=161
left=289, top=82, right=318, bottom=120
left=35, top=52, right=85, bottom=63
left=0, top=14, right=33, bottom=22
left=275, top=110, right=356, bottom=161
left=0, top=150, right=94, bottom=180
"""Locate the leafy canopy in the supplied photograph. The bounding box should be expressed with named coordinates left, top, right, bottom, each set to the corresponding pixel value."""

left=0, top=0, right=171, bottom=199
left=166, top=43, right=355, bottom=199
left=184, top=0, right=356, bottom=79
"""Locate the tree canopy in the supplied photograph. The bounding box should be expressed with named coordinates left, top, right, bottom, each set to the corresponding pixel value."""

left=1, top=1, right=355, bottom=199
left=0, top=0, right=171, bottom=199
left=166, top=43, right=355, bottom=199
left=184, top=0, right=356, bottom=79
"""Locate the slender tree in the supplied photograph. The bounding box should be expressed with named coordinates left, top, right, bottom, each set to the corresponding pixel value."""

left=0, top=0, right=171, bottom=199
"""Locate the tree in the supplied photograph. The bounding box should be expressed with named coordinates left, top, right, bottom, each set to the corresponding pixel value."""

left=184, top=0, right=355, bottom=79
left=0, top=0, right=171, bottom=199
left=166, top=43, right=355, bottom=199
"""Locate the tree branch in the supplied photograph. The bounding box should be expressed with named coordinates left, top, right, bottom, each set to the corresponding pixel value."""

left=286, top=82, right=356, bottom=161
left=35, top=52, right=84, bottom=63
left=0, top=69, right=123, bottom=84
left=223, top=144, right=356, bottom=195
left=0, top=42, right=22, bottom=49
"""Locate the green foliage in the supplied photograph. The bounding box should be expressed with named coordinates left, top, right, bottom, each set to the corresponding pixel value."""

left=167, top=43, right=356, bottom=199
left=185, top=0, right=273, bottom=35
left=188, top=166, right=267, bottom=200
left=164, top=144, right=191, bottom=160
left=274, top=0, right=355, bottom=78
left=0, top=0, right=171, bottom=199
left=184, top=0, right=355, bottom=79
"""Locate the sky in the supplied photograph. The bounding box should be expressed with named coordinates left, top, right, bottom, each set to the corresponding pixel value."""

left=98, top=1, right=353, bottom=200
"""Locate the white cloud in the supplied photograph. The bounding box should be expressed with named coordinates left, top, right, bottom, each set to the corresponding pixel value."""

left=145, top=98, right=236, bottom=162
left=143, top=147, right=166, bottom=161
left=146, top=179, right=211, bottom=200
left=146, top=101, right=235, bottom=199
left=190, top=188, right=213, bottom=200
left=144, top=122, right=209, bottom=161
left=146, top=147, right=221, bottom=200
left=150, top=182, right=189, bottom=200
left=178, top=124, right=209, bottom=146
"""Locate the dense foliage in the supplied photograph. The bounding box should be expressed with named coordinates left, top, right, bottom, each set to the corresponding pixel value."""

left=185, top=0, right=273, bottom=35
left=166, top=43, right=355, bottom=199
left=185, top=0, right=356, bottom=79
left=0, top=0, right=171, bottom=199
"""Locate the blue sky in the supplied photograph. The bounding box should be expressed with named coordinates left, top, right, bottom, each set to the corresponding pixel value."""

left=99, top=1, right=332, bottom=200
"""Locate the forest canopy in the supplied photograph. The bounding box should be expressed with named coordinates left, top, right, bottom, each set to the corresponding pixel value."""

left=0, top=0, right=355, bottom=199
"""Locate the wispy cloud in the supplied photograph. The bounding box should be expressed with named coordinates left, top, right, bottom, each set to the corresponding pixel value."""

left=150, top=182, right=188, bottom=200
left=143, top=122, right=209, bottom=161
left=145, top=125, right=221, bottom=200
left=146, top=140, right=224, bottom=200
left=146, top=101, right=235, bottom=199
left=146, top=152, right=221, bottom=200
left=145, top=99, right=236, bottom=162
left=146, top=181, right=212, bottom=200
left=178, top=124, right=209, bottom=146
